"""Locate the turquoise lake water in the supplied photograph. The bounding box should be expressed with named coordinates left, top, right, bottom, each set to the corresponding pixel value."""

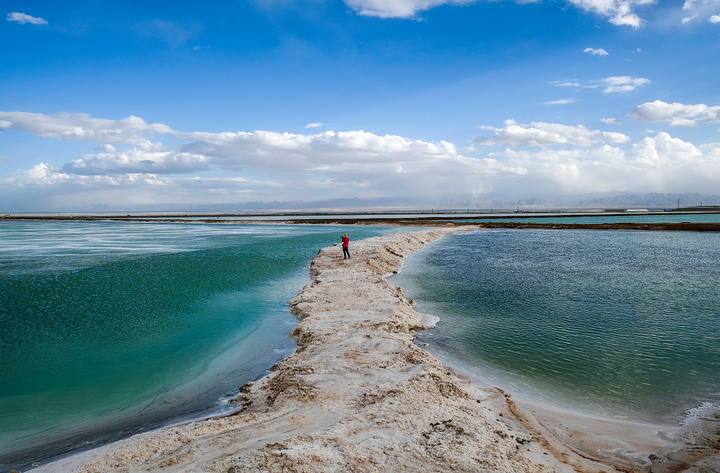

left=2, top=216, right=719, bottom=468
left=391, top=228, right=720, bottom=424
left=0, top=221, right=397, bottom=468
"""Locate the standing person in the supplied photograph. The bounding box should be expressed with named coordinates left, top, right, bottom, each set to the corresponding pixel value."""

left=341, top=233, right=350, bottom=259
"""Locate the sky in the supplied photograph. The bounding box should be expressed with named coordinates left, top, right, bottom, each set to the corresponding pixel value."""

left=2, top=0, right=720, bottom=212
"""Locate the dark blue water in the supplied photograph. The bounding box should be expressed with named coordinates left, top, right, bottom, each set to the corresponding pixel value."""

left=0, top=221, right=397, bottom=468
left=391, top=229, right=720, bottom=423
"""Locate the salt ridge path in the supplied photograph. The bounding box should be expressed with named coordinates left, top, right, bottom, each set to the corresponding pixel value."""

left=32, top=228, right=660, bottom=473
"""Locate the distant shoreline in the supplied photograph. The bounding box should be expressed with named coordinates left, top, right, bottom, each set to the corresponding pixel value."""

left=2, top=204, right=720, bottom=220
left=4, top=210, right=720, bottom=233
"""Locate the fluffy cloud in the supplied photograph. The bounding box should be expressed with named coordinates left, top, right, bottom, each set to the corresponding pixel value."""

left=342, top=0, right=655, bottom=25
left=5, top=163, right=70, bottom=186
left=64, top=145, right=211, bottom=175
left=476, top=120, right=630, bottom=147
left=4, top=110, right=720, bottom=209
left=629, top=100, right=720, bottom=126
left=6, top=12, right=47, bottom=25
left=600, top=76, right=651, bottom=93
left=178, top=129, right=462, bottom=170
left=632, top=132, right=703, bottom=167
left=492, top=132, right=720, bottom=195
left=711, top=14, right=720, bottom=23
left=568, top=0, right=656, bottom=28
left=177, top=129, right=528, bottom=199
left=342, top=0, right=475, bottom=18
left=0, top=112, right=173, bottom=145
left=584, top=47, right=609, bottom=56
left=60, top=129, right=470, bottom=177
left=0, top=110, right=526, bottom=205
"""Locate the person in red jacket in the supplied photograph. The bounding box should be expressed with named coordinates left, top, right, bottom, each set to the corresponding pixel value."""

left=341, top=233, right=350, bottom=259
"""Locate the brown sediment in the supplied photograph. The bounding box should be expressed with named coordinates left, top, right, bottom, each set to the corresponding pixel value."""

left=29, top=227, right=720, bottom=473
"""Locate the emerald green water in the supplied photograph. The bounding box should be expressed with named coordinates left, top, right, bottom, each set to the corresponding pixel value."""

left=392, top=229, right=720, bottom=423
left=0, top=221, right=396, bottom=468
left=5, top=220, right=719, bottom=468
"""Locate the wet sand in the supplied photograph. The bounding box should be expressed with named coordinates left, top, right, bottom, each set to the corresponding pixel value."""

left=30, top=227, right=720, bottom=473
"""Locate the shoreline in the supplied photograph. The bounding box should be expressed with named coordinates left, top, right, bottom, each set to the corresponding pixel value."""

left=4, top=214, right=720, bottom=234
left=29, top=227, right=719, bottom=472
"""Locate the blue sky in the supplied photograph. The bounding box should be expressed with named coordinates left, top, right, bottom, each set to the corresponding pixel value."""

left=2, top=0, right=720, bottom=211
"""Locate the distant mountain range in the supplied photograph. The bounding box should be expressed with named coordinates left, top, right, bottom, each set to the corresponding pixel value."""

left=67, top=192, right=720, bottom=214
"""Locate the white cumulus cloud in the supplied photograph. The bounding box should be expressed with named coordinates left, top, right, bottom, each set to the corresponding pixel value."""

left=6, top=12, right=48, bottom=25
left=342, top=0, right=657, bottom=25
left=491, top=132, right=720, bottom=196
left=177, top=129, right=478, bottom=177
left=0, top=110, right=527, bottom=204
left=567, top=0, right=656, bottom=28
left=600, top=76, right=651, bottom=93
left=0, top=111, right=174, bottom=145
left=476, top=119, right=630, bottom=147
left=584, top=47, right=609, bottom=56
left=64, top=147, right=211, bottom=175
left=629, top=100, right=720, bottom=126
left=342, top=0, right=476, bottom=18
left=632, top=132, right=703, bottom=167
left=7, top=163, right=71, bottom=187
left=5, top=110, right=720, bottom=210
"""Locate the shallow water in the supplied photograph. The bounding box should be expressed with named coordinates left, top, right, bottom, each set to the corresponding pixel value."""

left=391, top=228, right=720, bottom=423
left=0, top=221, right=396, bottom=467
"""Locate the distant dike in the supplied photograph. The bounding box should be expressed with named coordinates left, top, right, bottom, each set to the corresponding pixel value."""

left=3, top=191, right=720, bottom=214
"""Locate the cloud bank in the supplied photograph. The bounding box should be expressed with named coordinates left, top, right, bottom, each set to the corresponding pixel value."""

left=2, top=107, right=720, bottom=210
